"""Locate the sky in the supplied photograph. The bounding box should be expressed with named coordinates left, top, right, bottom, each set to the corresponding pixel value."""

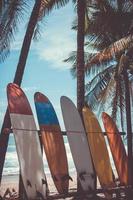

left=0, top=2, right=77, bottom=130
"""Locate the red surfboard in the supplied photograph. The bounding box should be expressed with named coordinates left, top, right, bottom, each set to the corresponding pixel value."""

left=7, top=83, right=47, bottom=199
left=102, top=112, right=128, bottom=185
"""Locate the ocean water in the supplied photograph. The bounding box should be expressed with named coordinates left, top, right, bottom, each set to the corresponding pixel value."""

left=3, top=133, right=126, bottom=177
left=3, top=134, right=75, bottom=176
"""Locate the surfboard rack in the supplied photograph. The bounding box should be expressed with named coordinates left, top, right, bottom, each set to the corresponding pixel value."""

left=8, top=129, right=126, bottom=135
left=4, top=129, right=129, bottom=200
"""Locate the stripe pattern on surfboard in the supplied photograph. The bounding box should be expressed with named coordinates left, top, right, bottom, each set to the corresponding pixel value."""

left=7, top=83, right=47, bottom=199
left=60, top=96, right=95, bottom=194
left=34, top=92, right=69, bottom=194
left=102, top=112, right=128, bottom=185
left=82, top=106, right=115, bottom=198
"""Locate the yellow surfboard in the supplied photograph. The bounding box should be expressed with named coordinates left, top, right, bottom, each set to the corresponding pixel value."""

left=82, top=106, right=115, bottom=197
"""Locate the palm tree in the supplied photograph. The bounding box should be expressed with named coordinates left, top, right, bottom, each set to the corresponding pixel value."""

left=0, top=0, right=42, bottom=185
left=66, top=0, right=133, bottom=130
left=84, top=1, right=133, bottom=185
left=66, top=1, right=131, bottom=117
left=76, top=0, right=88, bottom=193
left=0, top=0, right=71, bottom=183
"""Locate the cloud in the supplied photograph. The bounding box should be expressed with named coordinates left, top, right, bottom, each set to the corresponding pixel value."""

left=34, top=29, right=76, bottom=70
left=9, top=2, right=76, bottom=71
left=32, top=2, right=76, bottom=70
left=11, top=28, right=76, bottom=71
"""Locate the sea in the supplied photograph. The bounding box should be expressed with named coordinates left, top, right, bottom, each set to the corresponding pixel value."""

left=3, top=133, right=126, bottom=177
left=3, top=134, right=75, bottom=176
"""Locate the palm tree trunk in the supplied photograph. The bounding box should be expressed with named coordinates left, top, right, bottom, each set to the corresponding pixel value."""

left=0, top=0, right=41, bottom=182
left=77, top=0, right=85, bottom=193
left=123, top=69, right=133, bottom=185
left=77, top=0, right=85, bottom=117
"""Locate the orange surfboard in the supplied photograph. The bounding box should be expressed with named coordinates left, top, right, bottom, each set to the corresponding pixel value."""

left=82, top=106, right=115, bottom=198
left=102, top=112, right=128, bottom=185
left=34, top=92, right=69, bottom=194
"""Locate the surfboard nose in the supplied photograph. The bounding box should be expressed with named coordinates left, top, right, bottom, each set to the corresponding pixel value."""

left=7, top=83, right=22, bottom=97
left=102, top=112, right=107, bottom=122
left=7, top=83, right=32, bottom=114
left=34, top=92, right=49, bottom=103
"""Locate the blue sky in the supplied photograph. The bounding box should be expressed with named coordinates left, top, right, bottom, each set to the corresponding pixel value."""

left=0, top=2, right=77, bottom=130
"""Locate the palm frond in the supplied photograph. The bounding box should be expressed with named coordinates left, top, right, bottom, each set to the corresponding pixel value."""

left=64, top=51, right=97, bottom=78
left=119, top=79, right=126, bottom=132
left=86, top=34, right=133, bottom=69
left=0, top=0, right=3, bottom=13
left=84, top=0, right=133, bottom=53
left=85, top=67, right=115, bottom=112
left=34, top=0, right=70, bottom=41
left=122, top=0, right=133, bottom=13
left=33, top=23, right=41, bottom=41
left=85, top=64, right=115, bottom=93
left=0, top=0, right=27, bottom=62
left=64, top=51, right=77, bottom=77
left=38, top=0, right=70, bottom=20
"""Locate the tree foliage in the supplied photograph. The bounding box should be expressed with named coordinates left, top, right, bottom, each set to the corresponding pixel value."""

left=65, top=0, right=133, bottom=130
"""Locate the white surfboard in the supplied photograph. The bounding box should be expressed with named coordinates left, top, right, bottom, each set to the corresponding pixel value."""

left=60, top=96, right=95, bottom=194
left=7, top=83, right=47, bottom=199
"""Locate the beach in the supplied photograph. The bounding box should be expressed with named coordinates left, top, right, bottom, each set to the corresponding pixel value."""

left=0, top=173, right=77, bottom=199
left=1, top=135, right=118, bottom=198
left=0, top=175, right=19, bottom=197
left=0, top=135, right=83, bottom=198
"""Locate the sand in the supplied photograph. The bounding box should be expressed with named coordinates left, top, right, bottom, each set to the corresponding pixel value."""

left=0, top=173, right=77, bottom=199
left=1, top=173, right=120, bottom=199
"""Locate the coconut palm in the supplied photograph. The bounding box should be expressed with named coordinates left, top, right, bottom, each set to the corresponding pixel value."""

left=66, top=0, right=133, bottom=127
left=84, top=0, right=133, bottom=185
left=84, top=0, right=133, bottom=135
left=0, top=0, right=42, bottom=183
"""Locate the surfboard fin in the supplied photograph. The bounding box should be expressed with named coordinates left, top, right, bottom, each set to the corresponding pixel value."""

left=42, top=178, right=47, bottom=185
left=27, top=180, right=32, bottom=187
left=61, top=174, right=73, bottom=182
left=79, top=172, right=95, bottom=181
left=53, top=174, right=73, bottom=182
left=69, top=175, right=73, bottom=182
left=79, top=172, right=86, bottom=181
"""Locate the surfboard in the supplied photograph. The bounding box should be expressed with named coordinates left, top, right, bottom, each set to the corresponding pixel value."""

left=7, top=83, right=47, bottom=199
left=102, top=112, right=128, bottom=185
left=60, top=96, right=95, bottom=195
left=82, top=106, right=115, bottom=197
left=34, top=92, right=69, bottom=194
